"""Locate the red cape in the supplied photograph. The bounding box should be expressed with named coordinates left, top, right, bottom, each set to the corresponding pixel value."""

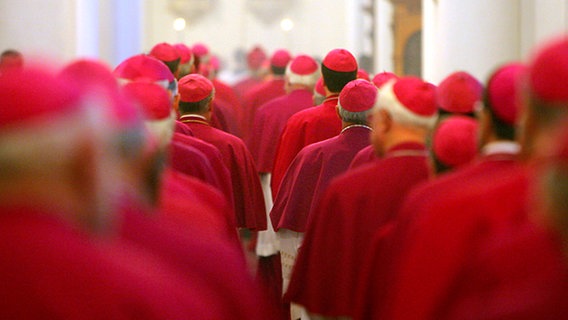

left=159, top=167, right=238, bottom=242
left=270, top=126, right=371, bottom=232
left=180, top=115, right=266, bottom=230
left=285, top=142, right=431, bottom=318
left=211, top=99, right=242, bottom=137
left=270, top=95, right=342, bottom=197
left=171, top=132, right=235, bottom=210
left=248, top=89, right=314, bottom=173
left=241, top=77, right=286, bottom=144
left=233, top=76, right=264, bottom=104
left=349, top=145, right=378, bottom=169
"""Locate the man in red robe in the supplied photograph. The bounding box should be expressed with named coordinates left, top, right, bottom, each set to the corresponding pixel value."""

left=0, top=64, right=247, bottom=319
left=285, top=76, right=438, bottom=319
left=233, top=45, right=268, bottom=103
left=270, top=48, right=359, bottom=196
left=177, top=73, right=266, bottom=231
left=376, top=40, right=568, bottom=319
left=270, top=79, right=376, bottom=319
left=241, top=49, right=292, bottom=144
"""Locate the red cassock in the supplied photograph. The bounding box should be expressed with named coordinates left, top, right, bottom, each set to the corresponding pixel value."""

left=285, top=142, right=431, bottom=318
left=380, top=153, right=568, bottom=319
left=169, top=138, right=219, bottom=187
left=171, top=132, right=235, bottom=208
left=349, top=144, right=378, bottom=169
left=180, top=115, right=266, bottom=230
left=241, top=77, right=286, bottom=144
left=353, top=144, right=522, bottom=319
left=270, top=125, right=372, bottom=232
left=159, top=167, right=239, bottom=243
left=233, top=76, right=264, bottom=104
left=271, top=95, right=342, bottom=196
left=118, top=197, right=275, bottom=320
left=210, top=99, right=242, bottom=137
left=213, top=78, right=242, bottom=114
left=0, top=205, right=233, bottom=319
left=248, top=88, right=314, bottom=173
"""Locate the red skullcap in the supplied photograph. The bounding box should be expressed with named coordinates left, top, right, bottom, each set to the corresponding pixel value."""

left=59, top=58, right=119, bottom=94
left=247, top=46, right=267, bottom=70
left=192, top=43, right=210, bottom=58
left=528, top=36, right=568, bottom=102
left=315, top=77, right=325, bottom=96
left=271, top=49, right=292, bottom=68
left=0, top=66, right=81, bottom=127
left=114, top=54, right=175, bottom=82
left=339, top=79, right=378, bottom=113
left=357, top=69, right=370, bottom=81
left=487, top=63, right=525, bottom=125
left=372, top=72, right=398, bottom=89
left=433, top=115, right=478, bottom=167
left=437, top=71, right=483, bottom=114
left=123, top=82, right=171, bottom=120
left=178, top=73, right=214, bottom=103
left=322, top=49, right=358, bottom=73
left=173, top=43, right=193, bottom=64
left=393, top=77, right=438, bottom=117
left=149, top=42, right=180, bottom=62
left=286, top=54, right=319, bottom=86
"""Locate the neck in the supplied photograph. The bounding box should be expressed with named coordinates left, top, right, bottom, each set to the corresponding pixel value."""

left=383, top=125, right=426, bottom=152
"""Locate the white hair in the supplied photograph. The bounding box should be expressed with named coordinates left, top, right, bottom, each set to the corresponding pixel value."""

left=375, top=80, right=438, bottom=130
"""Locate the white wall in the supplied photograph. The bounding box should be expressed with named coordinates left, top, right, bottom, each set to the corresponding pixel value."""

left=0, top=0, right=77, bottom=63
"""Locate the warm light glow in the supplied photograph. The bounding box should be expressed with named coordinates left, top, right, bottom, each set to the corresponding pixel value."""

left=173, top=18, right=186, bottom=31
left=280, top=18, right=294, bottom=32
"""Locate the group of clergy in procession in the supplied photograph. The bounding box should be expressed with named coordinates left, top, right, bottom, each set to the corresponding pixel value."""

left=1, top=33, right=568, bottom=319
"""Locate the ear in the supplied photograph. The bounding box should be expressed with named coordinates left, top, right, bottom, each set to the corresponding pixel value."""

left=335, top=105, right=341, bottom=119
left=373, top=108, right=392, bottom=134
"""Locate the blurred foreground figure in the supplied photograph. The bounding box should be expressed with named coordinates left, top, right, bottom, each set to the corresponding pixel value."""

left=0, top=65, right=222, bottom=319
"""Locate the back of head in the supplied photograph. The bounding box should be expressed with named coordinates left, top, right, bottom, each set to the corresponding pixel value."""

left=338, top=79, right=378, bottom=124
left=321, top=48, right=358, bottom=93
left=150, top=42, right=181, bottom=76
left=483, top=62, right=525, bottom=141
left=114, top=54, right=176, bottom=95
left=437, top=71, right=483, bottom=116
left=0, top=49, right=24, bottom=74
left=177, top=73, right=215, bottom=115
left=285, top=54, right=320, bottom=88
left=247, top=45, right=267, bottom=71
left=523, top=36, right=568, bottom=159
left=432, top=115, right=478, bottom=173
left=372, top=72, right=398, bottom=89
left=123, top=81, right=175, bottom=148
left=376, top=77, right=438, bottom=131
left=270, top=49, right=293, bottom=76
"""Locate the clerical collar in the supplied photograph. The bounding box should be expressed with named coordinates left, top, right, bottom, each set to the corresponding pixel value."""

left=179, top=114, right=209, bottom=126
left=481, top=141, right=520, bottom=156
left=385, top=142, right=429, bottom=158
left=341, top=124, right=372, bottom=134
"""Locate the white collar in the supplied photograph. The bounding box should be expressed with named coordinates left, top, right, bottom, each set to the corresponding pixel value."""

left=481, top=141, right=520, bottom=156
left=179, top=114, right=207, bottom=121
